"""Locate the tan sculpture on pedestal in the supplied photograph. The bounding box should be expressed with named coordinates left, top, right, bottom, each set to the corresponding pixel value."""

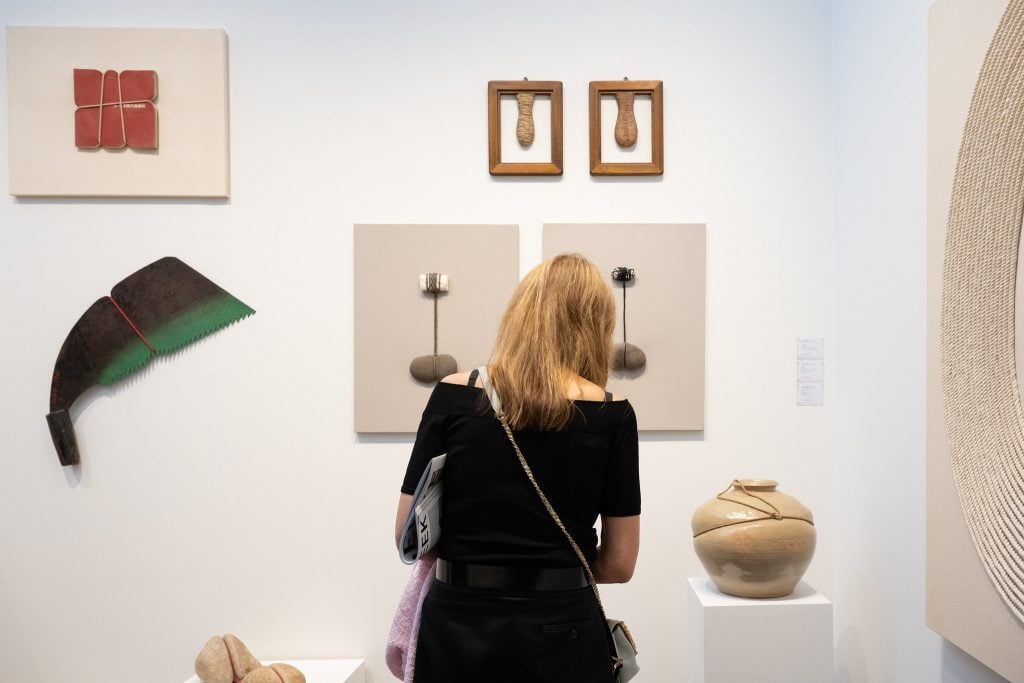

left=194, top=635, right=306, bottom=683
left=691, top=479, right=816, bottom=598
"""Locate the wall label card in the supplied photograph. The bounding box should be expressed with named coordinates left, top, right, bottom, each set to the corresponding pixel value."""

left=797, top=360, right=824, bottom=383
left=797, top=337, right=825, bottom=360
left=797, top=383, right=824, bottom=406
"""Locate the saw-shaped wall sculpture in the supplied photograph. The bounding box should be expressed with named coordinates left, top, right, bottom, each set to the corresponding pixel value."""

left=46, top=256, right=255, bottom=467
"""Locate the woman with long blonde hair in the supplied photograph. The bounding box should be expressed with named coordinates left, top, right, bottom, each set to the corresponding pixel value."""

left=395, top=253, right=640, bottom=682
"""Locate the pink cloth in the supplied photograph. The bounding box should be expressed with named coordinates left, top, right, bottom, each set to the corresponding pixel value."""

left=386, top=557, right=435, bottom=682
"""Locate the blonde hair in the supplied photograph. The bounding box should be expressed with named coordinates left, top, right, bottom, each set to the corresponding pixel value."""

left=489, top=253, right=616, bottom=430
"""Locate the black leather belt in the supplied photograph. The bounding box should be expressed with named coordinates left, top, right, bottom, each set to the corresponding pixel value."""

left=435, top=559, right=588, bottom=591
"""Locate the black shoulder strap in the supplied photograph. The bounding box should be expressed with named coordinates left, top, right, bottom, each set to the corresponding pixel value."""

left=468, top=368, right=480, bottom=387
left=604, top=390, right=613, bottom=402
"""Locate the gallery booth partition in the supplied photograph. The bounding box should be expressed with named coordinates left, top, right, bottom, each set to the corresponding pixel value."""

left=1, top=0, right=1022, bottom=681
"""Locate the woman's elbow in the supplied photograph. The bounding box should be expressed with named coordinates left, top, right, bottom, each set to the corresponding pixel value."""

left=596, top=515, right=639, bottom=583
left=608, top=563, right=637, bottom=583
left=595, top=555, right=637, bottom=583
left=600, top=570, right=633, bottom=584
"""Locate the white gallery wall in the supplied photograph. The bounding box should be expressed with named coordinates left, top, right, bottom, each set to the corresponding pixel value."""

left=832, top=0, right=938, bottom=680
left=0, top=0, right=1004, bottom=681
left=833, top=1, right=1012, bottom=682
left=0, top=2, right=832, bottom=681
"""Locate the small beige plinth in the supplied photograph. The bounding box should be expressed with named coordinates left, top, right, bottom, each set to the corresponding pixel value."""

left=184, top=659, right=365, bottom=683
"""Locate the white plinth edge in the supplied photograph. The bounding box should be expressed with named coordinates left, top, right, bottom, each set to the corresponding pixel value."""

left=687, top=577, right=833, bottom=683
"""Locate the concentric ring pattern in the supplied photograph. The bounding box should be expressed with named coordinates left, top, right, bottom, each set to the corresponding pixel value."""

left=941, top=0, right=1024, bottom=624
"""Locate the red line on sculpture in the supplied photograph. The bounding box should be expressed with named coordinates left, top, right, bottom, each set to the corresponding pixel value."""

left=107, top=296, right=156, bottom=353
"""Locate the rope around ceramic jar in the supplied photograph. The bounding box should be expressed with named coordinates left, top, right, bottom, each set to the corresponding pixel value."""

left=941, top=0, right=1024, bottom=624
left=691, top=480, right=813, bottom=539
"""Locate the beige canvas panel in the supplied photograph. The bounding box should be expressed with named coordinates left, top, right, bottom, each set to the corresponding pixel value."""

left=7, top=27, right=229, bottom=197
left=353, top=224, right=519, bottom=433
left=543, top=223, right=706, bottom=432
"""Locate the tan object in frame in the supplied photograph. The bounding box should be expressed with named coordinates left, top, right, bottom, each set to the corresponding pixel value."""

left=589, top=80, right=663, bottom=176
left=488, top=80, right=563, bottom=176
left=354, top=224, right=519, bottom=433
left=6, top=26, right=229, bottom=198
left=928, top=0, right=1024, bottom=680
left=543, top=222, right=705, bottom=431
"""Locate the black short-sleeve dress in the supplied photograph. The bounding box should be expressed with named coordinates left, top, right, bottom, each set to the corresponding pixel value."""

left=401, top=381, right=640, bottom=683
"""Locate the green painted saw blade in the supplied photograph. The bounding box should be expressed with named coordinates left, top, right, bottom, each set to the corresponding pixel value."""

left=47, top=257, right=255, bottom=466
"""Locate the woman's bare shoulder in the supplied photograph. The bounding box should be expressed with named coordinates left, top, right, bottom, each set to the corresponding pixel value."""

left=574, top=376, right=626, bottom=402
left=441, top=370, right=477, bottom=386
left=601, top=389, right=627, bottom=402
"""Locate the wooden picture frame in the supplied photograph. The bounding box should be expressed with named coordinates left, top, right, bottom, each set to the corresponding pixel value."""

left=488, top=80, right=563, bottom=176
left=589, top=80, right=664, bottom=176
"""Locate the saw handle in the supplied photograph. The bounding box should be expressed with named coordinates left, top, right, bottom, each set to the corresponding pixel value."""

left=46, top=409, right=80, bottom=466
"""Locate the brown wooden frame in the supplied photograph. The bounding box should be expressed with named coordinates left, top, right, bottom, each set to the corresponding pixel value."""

left=589, top=80, right=664, bottom=176
left=488, top=80, right=563, bottom=176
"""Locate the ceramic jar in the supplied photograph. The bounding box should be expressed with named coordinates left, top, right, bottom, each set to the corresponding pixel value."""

left=691, top=479, right=816, bottom=598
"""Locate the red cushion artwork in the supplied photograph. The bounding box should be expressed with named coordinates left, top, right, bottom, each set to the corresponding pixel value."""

left=74, top=69, right=158, bottom=150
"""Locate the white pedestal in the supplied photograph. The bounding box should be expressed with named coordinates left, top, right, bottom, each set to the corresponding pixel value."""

left=687, top=577, right=832, bottom=683
left=184, top=658, right=365, bottom=683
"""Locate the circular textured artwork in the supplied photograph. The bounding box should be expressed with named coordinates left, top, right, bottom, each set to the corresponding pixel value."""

left=941, top=0, right=1024, bottom=623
